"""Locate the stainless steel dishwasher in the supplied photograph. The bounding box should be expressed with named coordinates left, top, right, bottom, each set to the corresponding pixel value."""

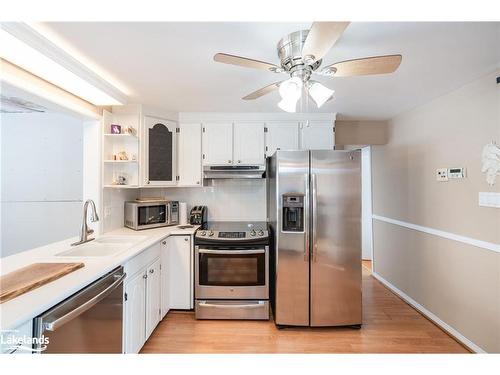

left=33, top=267, right=125, bottom=353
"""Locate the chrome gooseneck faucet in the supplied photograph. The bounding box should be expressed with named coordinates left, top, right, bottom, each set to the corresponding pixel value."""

left=71, top=199, right=100, bottom=246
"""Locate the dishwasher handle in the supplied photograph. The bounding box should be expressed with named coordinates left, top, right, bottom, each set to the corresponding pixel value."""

left=43, top=272, right=126, bottom=332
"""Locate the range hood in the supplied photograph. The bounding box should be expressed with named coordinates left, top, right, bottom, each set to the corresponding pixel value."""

left=203, top=165, right=266, bottom=179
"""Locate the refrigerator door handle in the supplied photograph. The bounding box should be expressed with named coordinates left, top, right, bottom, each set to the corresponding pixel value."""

left=311, top=173, right=318, bottom=263
left=304, top=173, right=309, bottom=261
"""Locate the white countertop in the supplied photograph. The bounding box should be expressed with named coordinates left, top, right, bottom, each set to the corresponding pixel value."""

left=0, top=225, right=198, bottom=330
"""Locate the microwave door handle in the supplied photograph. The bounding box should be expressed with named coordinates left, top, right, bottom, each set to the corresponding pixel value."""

left=43, top=273, right=126, bottom=332
left=198, top=249, right=265, bottom=255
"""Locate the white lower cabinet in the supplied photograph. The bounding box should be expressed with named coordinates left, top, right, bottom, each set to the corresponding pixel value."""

left=124, top=271, right=147, bottom=354
left=123, top=243, right=161, bottom=353
left=145, top=258, right=161, bottom=338
left=168, top=235, right=193, bottom=309
left=160, top=239, right=170, bottom=318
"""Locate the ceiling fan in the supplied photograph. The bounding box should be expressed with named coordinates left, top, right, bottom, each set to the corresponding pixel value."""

left=214, top=22, right=402, bottom=112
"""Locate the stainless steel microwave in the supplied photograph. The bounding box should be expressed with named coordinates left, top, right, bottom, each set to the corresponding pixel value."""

left=124, top=200, right=179, bottom=230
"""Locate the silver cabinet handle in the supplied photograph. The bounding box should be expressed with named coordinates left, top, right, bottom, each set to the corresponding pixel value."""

left=198, top=248, right=265, bottom=255
left=196, top=181, right=200, bottom=184
left=198, top=301, right=264, bottom=309
left=143, top=274, right=148, bottom=279
left=162, top=241, right=166, bottom=245
left=237, top=160, right=241, bottom=163
left=228, top=160, right=232, bottom=164
left=149, top=269, right=154, bottom=274
left=184, top=238, right=189, bottom=242
left=43, top=272, right=126, bottom=332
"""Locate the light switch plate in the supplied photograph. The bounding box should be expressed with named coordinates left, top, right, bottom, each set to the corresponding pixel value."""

left=479, top=192, right=500, bottom=208
left=436, top=168, right=448, bottom=182
left=104, top=206, right=112, bottom=217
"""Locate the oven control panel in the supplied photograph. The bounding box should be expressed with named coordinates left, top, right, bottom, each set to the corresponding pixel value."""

left=196, top=229, right=268, bottom=240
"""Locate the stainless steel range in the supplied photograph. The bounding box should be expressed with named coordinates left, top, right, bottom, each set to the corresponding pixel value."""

left=194, top=221, right=269, bottom=320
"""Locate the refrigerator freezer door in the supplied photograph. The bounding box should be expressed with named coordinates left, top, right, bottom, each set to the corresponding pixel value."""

left=272, top=150, right=310, bottom=326
left=310, top=150, right=362, bottom=326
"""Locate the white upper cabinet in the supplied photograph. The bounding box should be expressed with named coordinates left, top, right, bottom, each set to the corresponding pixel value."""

left=178, top=123, right=202, bottom=186
left=233, top=122, right=265, bottom=165
left=265, top=121, right=300, bottom=157
left=202, top=123, right=233, bottom=165
left=300, top=120, right=335, bottom=150
left=142, top=116, right=177, bottom=186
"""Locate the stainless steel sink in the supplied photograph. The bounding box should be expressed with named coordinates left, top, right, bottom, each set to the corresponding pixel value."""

left=56, top=235, right=146, bottom=257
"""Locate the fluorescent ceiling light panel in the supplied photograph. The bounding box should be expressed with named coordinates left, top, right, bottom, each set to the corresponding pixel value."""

left=0, top=27, right=124, bottom=106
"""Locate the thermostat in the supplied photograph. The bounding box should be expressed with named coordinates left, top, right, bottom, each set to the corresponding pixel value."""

left=448, top=167, right=466, bottom=179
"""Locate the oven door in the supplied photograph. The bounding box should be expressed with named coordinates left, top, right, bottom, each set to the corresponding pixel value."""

left=195, top=246, right=269, bottom=299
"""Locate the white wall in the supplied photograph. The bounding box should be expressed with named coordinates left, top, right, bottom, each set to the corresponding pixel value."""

left=1, top=112, right=83, bottom=257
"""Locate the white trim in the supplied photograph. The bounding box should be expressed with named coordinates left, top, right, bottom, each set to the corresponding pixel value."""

left=372, top=214, right=500, bottom=254
left=371, top=271, right=486, bottom=353
left=2, top=23, right=127, bottom=105
left=179, top=112, right=337, bottom=123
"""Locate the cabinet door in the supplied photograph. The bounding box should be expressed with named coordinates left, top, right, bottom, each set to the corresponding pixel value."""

left=160, top=240, right=170, bottom=319
left=124, top=272, right=146, bottom=354
left=178, top=123, right=202, bottom=186
left=300, top=121, right=335, bottom=150
left=233, top=122, right=266, bottom=165
left=145, top=258, right=162, bottom=338
left=265, top=122, right=299, bottom=157
left=168, top=235, right=192, bottom=309
left=143, top=116, right=176, bottom=186
left=202, top=123, right=233, bottom=165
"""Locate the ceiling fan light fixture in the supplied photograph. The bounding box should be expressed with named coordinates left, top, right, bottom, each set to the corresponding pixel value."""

left=277, top=97, right=298, bottom=113
left=308, top=81, right=334, bottom=108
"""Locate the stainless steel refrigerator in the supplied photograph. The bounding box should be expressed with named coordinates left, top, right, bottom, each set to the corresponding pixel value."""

left=267, top=150, right=362, bottom=327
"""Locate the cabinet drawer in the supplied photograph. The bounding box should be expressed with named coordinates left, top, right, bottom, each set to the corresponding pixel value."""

left=124, top=242, right=161, bottom=281
left=195, top=300, right=269, bottom=320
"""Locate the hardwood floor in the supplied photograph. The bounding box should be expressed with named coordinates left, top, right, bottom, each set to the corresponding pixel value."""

left=141, top=262, right=469, bottom=353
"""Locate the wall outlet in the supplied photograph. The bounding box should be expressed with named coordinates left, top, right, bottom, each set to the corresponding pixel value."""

left=479, top=192, right=500, bottom=208
left=104, top=206, right=112, bottom=217
left=436, top=168, right=448, bottom=182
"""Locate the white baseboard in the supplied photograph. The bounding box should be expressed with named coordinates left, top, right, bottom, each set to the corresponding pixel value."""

left=371, top=271, right=486, bottom=353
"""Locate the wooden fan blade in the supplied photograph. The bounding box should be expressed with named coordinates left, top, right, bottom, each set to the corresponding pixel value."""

left=214, top=53, right=280, bottom=72
left=242, top=82, right=282, bottom=100
left=302, top=22, right=350, bottom=61
left=326, top=54, right=402, bottom=77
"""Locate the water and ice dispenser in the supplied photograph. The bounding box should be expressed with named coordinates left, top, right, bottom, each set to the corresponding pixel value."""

left=282, top=193, right=305, bottom=232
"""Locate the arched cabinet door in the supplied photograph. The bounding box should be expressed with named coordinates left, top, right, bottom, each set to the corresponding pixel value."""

left=143, top=116, right=177, bottom=186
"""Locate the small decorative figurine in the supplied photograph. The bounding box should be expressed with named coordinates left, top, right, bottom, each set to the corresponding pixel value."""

left=481, top=141, right=500, bottom=186
left=117, top=151, right=129, bottom=160
left=111, top=124, right=122, bottom=134
left=124, top=126, right=137, bottom=136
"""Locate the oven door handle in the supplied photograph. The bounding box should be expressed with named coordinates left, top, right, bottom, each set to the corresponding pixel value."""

left=198, top=301, right=265, bottom=309
left=198, top=249, right=265, bottom=255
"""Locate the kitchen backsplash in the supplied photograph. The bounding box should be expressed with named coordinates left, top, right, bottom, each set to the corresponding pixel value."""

left=140, top=179, right=267, bottom=222
left=102, top=179, right=267, bottom=232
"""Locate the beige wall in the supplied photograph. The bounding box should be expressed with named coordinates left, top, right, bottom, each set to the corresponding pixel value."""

left=335, top=120, right=388, bottom=146
left=372, top=70, right=500, bottom=352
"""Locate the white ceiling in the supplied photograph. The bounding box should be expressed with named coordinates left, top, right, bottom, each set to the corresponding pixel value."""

left=43, top=22, right=500, bottom=120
